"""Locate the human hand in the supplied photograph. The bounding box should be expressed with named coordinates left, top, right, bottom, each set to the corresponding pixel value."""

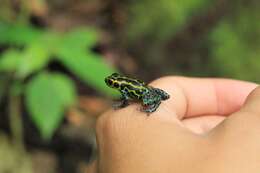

left=89, top=76, right=260, bottom=173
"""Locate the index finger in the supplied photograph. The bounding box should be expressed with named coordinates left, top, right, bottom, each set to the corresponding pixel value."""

left=150, top=76, right=257, bottom=119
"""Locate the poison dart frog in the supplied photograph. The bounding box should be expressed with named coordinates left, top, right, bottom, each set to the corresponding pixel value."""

left=105, top=73, right=170, bottom=113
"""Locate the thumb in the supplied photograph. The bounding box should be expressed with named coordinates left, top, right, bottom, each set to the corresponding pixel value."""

left=207, top=86, right=260, bottom=172
left=226, top=85, right=260, bottom=127
left=240, top=85, right=260, bottom=115
left=212, top=85, right=260, bottom=138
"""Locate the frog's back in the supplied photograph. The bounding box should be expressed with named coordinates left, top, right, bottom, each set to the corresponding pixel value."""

left=105, top=73, right=148, bottom=100
left=117, top=76, right=145, bottom=87
left=117, top=76, right=148, bottom=100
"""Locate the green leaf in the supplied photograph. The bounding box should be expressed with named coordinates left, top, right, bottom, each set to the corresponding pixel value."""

left=25, top=72, right=77, bottom=140
left=0, top=27, right=58, bottom=78
left=60, top=28, right=98, bottom=49
left=0, top=23, right=43, bottom=45
left=56, top=45, right=118, bottom=96
left=0, top=49, right=22, bottom=72
left=0, top=41, right=51, bottom=78
left=0, top=23, right=118, bottom=96
left=16, top=40, right=51, bottom=78
left=56, top=28, right=119, bottom=96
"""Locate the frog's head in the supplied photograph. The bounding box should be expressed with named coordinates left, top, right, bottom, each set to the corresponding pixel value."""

left=105, top=73, right=121, bottom=89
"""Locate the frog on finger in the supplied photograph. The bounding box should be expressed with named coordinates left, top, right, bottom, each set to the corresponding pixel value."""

left=105, top=73, right=170, bottom=113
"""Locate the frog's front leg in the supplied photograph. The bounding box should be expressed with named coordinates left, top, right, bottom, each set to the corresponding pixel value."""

left=112, top=98, right=129, bottom=109
left=141, top=101, right=161, bottom=113
left=112, top=90, right=130, bottom=109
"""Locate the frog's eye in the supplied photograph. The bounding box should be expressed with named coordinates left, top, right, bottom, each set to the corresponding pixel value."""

left=105, top=78, right=113, bottom=86
left=108, top=79, right=113, bottom=85
left=113, top=82, right=119, bottom=88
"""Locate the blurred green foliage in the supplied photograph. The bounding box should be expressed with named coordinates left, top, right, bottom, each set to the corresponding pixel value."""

left=126, top=0, right=212, bottom=75
left=128, top=0, right=210, bottom=41
left=26, top=73, right=76, bottom=139
left=0, top=22, right=117, bottom=139
left=0, top=0, right=258, bottom=142
left=127, top=0, right=260, bottom=82
left=0, top=23, right=116, bottom=91
left=210, top=5, right=260, bottom=82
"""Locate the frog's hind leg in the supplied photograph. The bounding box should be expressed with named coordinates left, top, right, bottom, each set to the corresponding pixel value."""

left=153, top=88, right=170, bottom=100
left=112, top=89, right=131, bottom=109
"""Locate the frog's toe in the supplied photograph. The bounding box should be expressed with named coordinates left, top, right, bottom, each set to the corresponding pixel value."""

left=152, top=88, right=170, bottom=100
left=141, top=105, right=157, bottom=113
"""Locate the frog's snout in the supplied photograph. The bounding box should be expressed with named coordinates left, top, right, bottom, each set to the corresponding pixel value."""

left=104, top=77, right=109, bottom=85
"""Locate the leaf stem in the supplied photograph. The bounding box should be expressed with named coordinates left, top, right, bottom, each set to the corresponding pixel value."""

left=9, top=82, right=24, bottom=148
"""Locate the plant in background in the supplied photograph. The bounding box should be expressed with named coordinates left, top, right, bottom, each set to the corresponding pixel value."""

left=0, top=22, right=117, bottom=140
left=0, top=1, right=118, bottom=172
left=209, top=2, right=260, bottom=82
left=127, top=0, right=210, bottom=42
left=125, top=0, right=212, bottom=75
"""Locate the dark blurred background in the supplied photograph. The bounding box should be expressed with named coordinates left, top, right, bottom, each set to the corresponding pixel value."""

left=0, top=0, right=259, bottom=172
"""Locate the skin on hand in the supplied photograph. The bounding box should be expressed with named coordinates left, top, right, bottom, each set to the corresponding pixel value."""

left=89, top=76, right=260, bottom=173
